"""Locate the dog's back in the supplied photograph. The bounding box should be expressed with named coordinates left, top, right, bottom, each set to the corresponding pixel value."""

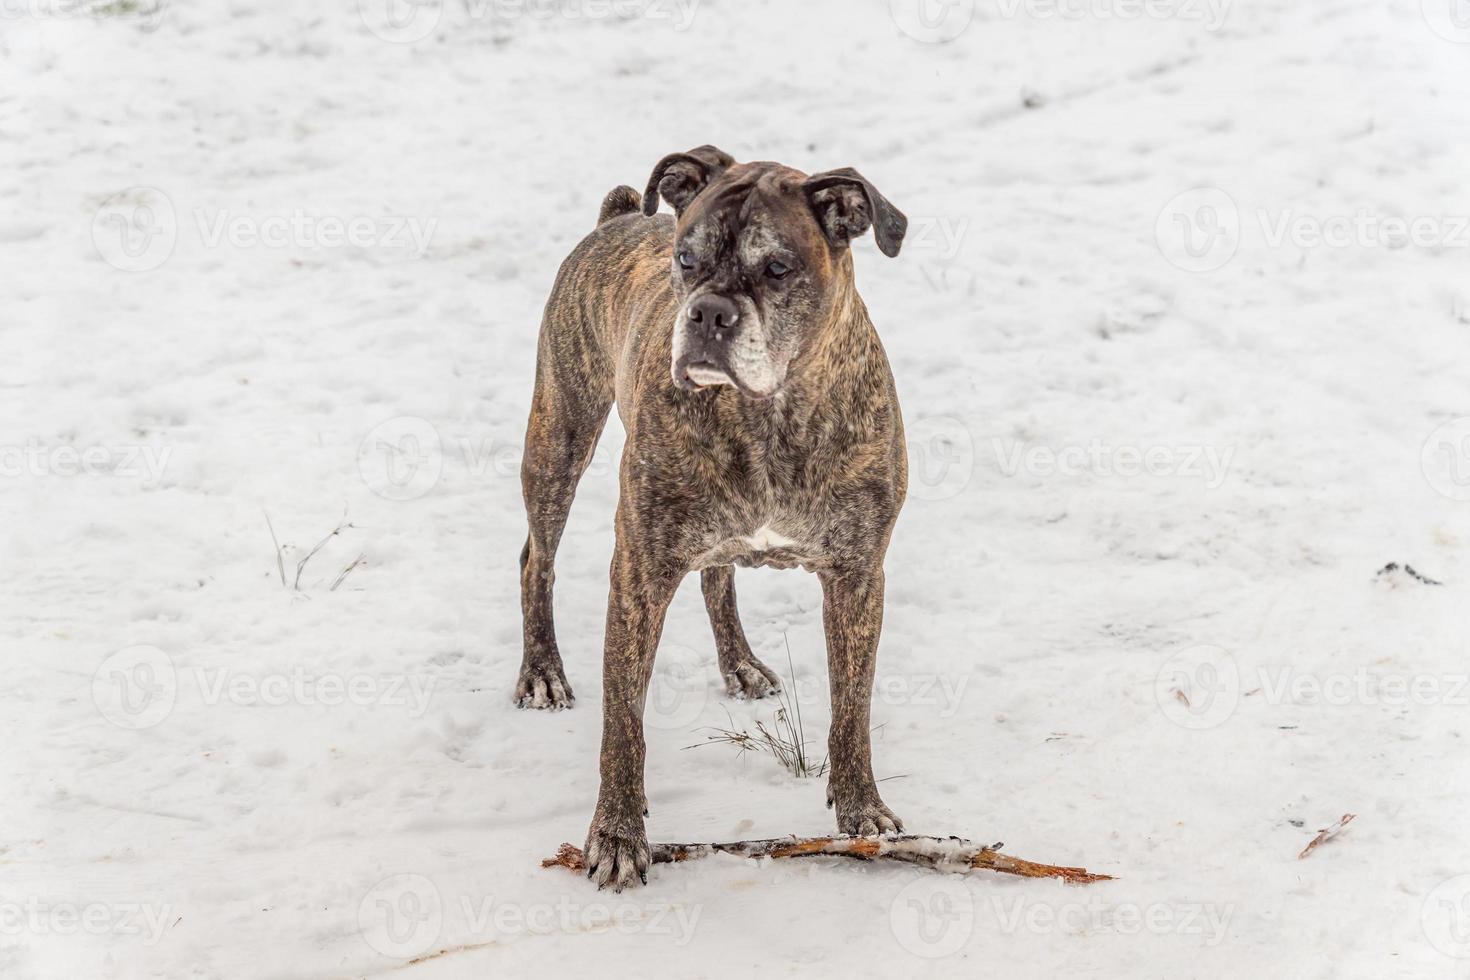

left=532, top=186, right=679, bottom=405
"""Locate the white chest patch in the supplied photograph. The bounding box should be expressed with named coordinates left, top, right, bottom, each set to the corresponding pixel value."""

left=743, top=524, right=798, bottom=551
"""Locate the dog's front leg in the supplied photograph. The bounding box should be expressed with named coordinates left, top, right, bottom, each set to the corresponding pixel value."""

left=584, top=530, right=683, bottom=891
left=821, top=564, right=904, bottom=836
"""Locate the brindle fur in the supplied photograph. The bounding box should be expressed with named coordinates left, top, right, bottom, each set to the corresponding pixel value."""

left=516, top=147, right=910, bottom=890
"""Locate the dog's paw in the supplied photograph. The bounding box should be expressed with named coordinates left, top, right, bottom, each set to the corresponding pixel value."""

left=721, top=658, right=782, bottom=700
left=830, top=788, right=904, bottom=837
left=584, top=817, right=650, bottom=892
left=514, top=660, right=574, bottom=710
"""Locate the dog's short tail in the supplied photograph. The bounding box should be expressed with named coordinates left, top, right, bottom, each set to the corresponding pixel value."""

left=598, top=185, right=642, bottom=225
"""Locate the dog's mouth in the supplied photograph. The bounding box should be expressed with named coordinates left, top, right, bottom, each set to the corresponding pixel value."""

left=682, top=363, right=734, bottom=388
left=674, top=359, right=776, bottom=400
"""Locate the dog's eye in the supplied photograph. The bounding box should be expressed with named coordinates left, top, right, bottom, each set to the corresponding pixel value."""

left=677, top=250, right=696, bottom=271
left=765, top=260, right=791, bottom=280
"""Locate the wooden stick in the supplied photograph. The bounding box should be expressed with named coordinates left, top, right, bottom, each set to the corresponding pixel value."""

left=1298, top=813, right=1355, bottom=860
left=543, top=834, right=1113, bottom=884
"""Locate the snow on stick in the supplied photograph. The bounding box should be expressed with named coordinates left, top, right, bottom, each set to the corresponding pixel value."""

left=543, top=834, right=1114, bottom=884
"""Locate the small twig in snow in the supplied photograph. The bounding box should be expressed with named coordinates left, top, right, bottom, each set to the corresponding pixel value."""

left=1298, top=813, right=1355, bottom=860
left=329, top=553, right=367, bottom=592
left=293, top=511, right=355, bottom=591
left=263, top=511, right=286, bottom=588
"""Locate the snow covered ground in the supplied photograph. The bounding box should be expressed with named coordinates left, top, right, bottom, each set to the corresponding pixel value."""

left=4, top=0, right=1470, bottom=975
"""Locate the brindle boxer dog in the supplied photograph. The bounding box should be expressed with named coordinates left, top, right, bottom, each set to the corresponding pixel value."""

left=515, top=145, right=909, bottom=890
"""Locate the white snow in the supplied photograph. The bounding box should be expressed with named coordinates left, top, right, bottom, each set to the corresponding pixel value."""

left=4, top=0, right=1470, bottom=976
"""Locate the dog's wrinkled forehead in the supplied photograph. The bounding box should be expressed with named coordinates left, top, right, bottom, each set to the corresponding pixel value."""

left=645, top=145, right=908, bottom=259
left=677, top=164, right=826, bottom=264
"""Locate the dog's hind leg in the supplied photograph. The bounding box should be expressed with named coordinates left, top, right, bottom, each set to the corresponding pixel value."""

left=700, top=566, right=782, bottom=699
left=516, top=320, right=614, bottom=710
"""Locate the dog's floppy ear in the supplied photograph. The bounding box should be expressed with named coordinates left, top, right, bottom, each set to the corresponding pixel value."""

left=803, top=167, right=908, bottom=257
left=642, top=144, right=736, bottom=217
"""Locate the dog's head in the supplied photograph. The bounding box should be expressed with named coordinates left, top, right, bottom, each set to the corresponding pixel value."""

left=642, top=145, right=907, bottom=399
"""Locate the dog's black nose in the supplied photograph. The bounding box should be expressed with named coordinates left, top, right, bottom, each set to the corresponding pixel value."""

left=687, top=294, right=739, bottom=338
